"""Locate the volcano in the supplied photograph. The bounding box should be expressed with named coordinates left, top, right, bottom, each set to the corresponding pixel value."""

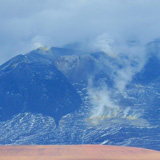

left=0, top=44, right=159, bottom=151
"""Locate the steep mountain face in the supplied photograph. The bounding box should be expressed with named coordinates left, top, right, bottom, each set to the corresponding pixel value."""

left=0, top=43, right=159, bottom=151
left=0, top=51, right=82, bottom=124
left=54, top=52, right=114, bottom=85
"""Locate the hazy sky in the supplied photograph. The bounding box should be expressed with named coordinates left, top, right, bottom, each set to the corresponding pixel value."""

left=0, top=0, right=160, bottom=64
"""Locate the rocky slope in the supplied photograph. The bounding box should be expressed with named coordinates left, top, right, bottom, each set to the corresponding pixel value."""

left=0, top=43, right=159, bottom=151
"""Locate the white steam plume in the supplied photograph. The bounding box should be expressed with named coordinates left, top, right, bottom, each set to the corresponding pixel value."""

left=87, top=33, right=148, bottom=126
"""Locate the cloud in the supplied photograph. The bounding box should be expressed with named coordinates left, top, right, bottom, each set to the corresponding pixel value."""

left=86, top=77, right=150, bottom=128
left=89, top=33, right=117, bottom=57
left=87, top=32, right=147, bottom=93
left=85, top=33, right=148, bottom=127
left=0, top=0, right=160, bottom=64
left=88, top=79, right=120, bottom=118
left=113, top=44, right=146, bottom=92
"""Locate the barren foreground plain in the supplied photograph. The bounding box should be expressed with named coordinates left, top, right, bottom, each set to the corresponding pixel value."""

left=0, top=145, right=159, bottom=160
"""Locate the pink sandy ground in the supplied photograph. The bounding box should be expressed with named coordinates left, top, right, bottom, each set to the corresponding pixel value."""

left=0, top=145, right=159, bottom=160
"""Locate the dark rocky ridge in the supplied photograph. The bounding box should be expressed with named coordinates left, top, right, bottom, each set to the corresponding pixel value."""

left=0, top=49, right=82, bottom=124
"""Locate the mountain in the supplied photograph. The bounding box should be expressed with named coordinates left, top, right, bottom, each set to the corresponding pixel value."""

left=0, top=44, right=159, bottom=151
left=0, top=48, right=82, bottom=124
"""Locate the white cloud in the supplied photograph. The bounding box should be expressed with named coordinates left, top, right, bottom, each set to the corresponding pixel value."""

left=87, top=77, right=149, bottom=128
left=0, top=0, right=160, bottom=64
left=89, top=33, right=117, bottom=57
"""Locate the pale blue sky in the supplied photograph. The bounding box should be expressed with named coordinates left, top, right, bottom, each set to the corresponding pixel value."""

left=0, top=0, right=160, bottom=64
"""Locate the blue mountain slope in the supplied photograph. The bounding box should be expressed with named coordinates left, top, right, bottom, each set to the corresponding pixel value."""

left=133, top=55, right=160, bottom=85
left=0, top=44, right=159, bottom=150
left=0, top=53, right=82, bottom=124
left=54, top=51, right=115, bottom=88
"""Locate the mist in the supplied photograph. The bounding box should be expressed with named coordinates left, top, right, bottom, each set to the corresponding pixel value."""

left=0, top=0, right=160, bottom=64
